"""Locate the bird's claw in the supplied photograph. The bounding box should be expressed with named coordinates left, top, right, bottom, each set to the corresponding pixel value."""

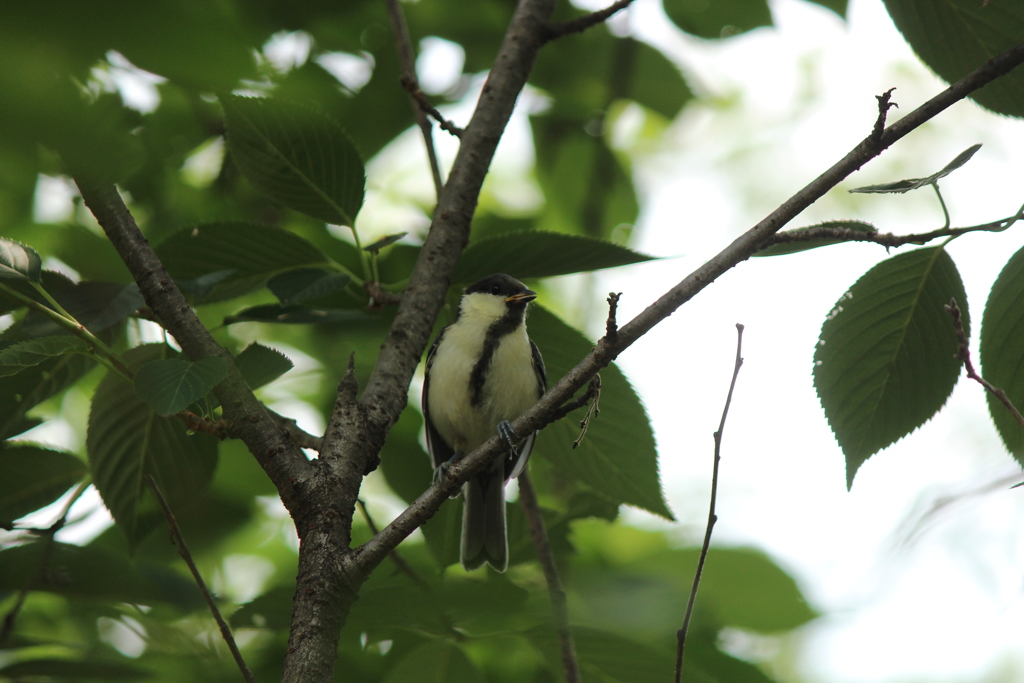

left=497, top=420, right=520, bottom=460
left=434, top=455, right=462, bottom=498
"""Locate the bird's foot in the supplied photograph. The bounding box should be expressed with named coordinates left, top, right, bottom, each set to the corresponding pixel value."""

left=433, top=454, right=462, bottom=498
left=497, top=420, right=520, bottom=460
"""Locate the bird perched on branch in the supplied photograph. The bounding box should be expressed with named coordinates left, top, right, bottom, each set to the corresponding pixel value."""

left=423, top=273, right=546, bottom=572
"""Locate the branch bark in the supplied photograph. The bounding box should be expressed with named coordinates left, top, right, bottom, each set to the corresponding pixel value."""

left=356, top=42, right=1024, bottom=572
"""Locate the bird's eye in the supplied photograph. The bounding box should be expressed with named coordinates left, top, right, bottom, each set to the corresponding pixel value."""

left=491, top=285, right=501, bottom=295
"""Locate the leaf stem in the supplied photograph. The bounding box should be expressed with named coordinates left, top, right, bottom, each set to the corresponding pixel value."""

left=931, top=182, right=951, bottom=230
left=0, top=282, right=134, bottom=381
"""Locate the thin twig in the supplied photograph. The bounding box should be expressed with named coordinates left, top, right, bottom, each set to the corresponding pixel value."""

left=762, top=202, right=1024, bottom=251
left=356, top=499, right=431, bottom=591
left=572, top=375, right=601, bottom=449
left=518, top=469, right=580, bottom=683
left=675, top=324, right=744, bottom=683
left=543, top=0, right=635, bottom=41
left=945, top=299, right=1024, bottom=429
left=399, top=75, right=465, bottom=138
left=145, top=475, right=255, bottom=683
left=383, top=0, right=446, bottom=195
left=0, top=482, right=88, bottom=647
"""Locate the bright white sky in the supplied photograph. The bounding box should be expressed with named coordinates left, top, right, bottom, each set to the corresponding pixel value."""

left=597, top=0, right=1024, bottom=681
left=22, top=0, right=1024, bottom=679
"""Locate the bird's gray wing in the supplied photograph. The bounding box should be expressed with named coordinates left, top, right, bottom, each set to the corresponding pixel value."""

left=505, top=338, right=545, bottom=481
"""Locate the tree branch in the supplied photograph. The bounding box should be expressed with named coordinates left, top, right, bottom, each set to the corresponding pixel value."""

left=675, top=324, right=744, bottom=682
left=72, top=178, right=312, bottom=516
left=382, top=0, right=446, bottom=195
left=763, top=202, right=1024, bottom=251
left=146, top=475, right=254, bottom=683
left=518, top=470, right=580, bottom=683
left=355, top=42, right=1024, bottom=574
left=543, top=0, right=636, bottom=41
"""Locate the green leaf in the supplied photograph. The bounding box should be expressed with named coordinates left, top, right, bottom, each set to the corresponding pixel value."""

left=0, top=352, right=97, bottom=441
left=223, top=95, right=366, bottom=225
left=454, top=232, right=656, bottom=284
left=0, top=237, right=41, bottom=282
left=755, top=220, right=878, bottom=257
left=0, top=336, right=89, bottom=377
left=850, top=144, right=983, bottom=194
left=663, top=0, right=773, bottom=39
left=980, top=244, right=1024, bottom=464
left=528, top=626, right=675, bottom=683
left=0, top=658, right=149, bottom=681
left=363, top=232, right=408, bottom=253
left=814, top=247, right=967, bottom=488
left=530, top=307, right=673, bottom=519
left=0, top=445, right=86, bottom=524
left=0, top=540, right=200, bottom=607
left=806, top=0, right=848, bottom=18
left=223, top=304, right=376, bottom=326
left=382, top=642, right=485, bottom=683
left=88, top=345, right=218, bottom=549
left=157, top=222, right=331, bottom=303
left=267, top=268, right=352, bottom=305
left=234, top=343, right=294, bottom=391
left=134, top=356, right=229, bottom=416
left=21, top=282, right=143, bottom=337
left=883, top=1, right=1024, bottom=117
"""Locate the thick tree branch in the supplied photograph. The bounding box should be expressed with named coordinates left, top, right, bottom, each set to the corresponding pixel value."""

left=356, top=42, right=1024, bottom=572
left=72, top=177, right=312, bottom=516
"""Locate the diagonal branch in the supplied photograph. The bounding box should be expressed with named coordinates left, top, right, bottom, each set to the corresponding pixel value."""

left=355, top=42, right=1024, bottom=574
left=543, top=0, right=636, bottom=41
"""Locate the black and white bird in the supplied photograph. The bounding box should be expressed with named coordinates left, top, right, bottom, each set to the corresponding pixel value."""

left=422, top=273, right=546, bottom=572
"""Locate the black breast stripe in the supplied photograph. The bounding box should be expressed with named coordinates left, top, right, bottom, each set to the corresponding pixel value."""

left=469, top=313, right=522, bottom=407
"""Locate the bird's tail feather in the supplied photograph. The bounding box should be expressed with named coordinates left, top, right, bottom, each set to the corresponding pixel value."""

left=461, top=468, right=507, bottom=572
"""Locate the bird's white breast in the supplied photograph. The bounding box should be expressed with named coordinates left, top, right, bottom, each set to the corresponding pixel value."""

left=428, top=311, right=539, bottom=455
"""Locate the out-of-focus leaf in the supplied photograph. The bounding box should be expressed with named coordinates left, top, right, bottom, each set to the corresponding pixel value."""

left=0, top=270, right=73, bottom=316
left=0, top=336, right=88, bottom=377
left=234, top=343, right=294, bottom=392
left=806, top=0, right=848, bottom=18
left=157, top=222, right=331, bottom=303
left=382, top=642, right=485, bottom=683
left=88, top=345, right=218, bottom=549
left=21, top=282, right=143, bottom=337
left=528, top=625, right=675, bottom=683
left=0, top=541, right=201, bottom=607
left=454, top=232, right=655, bottom=284
left=223, top=95, right=366, bottom=225
left=0, top=658, right=148, bottom=681
left=755, top=220, right=878, bottom=257
left=980, top=244, right=1024, bottom=464
left=0, top=446, right=86, bottom=525
left=883, top=1, right=1024, bottom=117
left=850, top=144, right=982, bottom=194
left=267, top=268, right=352, bottom=305
left=134, top=356, right=229, bottom=416
left=0, top=352, right=97, bottom=441
left=664, top=0, right=773, bottom=39
left=530, top=307, right=673, bottom=519
left=814, top=247, right=967, bottom=488
left=363, top=232, right=408, bottom=253
left=223, top=304, right=376, bottom=326
left=0, top=238, right=41, bottom=282
left=532, top=31, right=691, bottom=120
left=533, top=120, right=640, bottom=240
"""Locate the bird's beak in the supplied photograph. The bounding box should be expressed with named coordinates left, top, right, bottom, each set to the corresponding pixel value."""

left=506, top=290, right=536, bottom=304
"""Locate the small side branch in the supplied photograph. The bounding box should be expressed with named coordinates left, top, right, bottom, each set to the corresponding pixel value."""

left=872, top=88, right=898, bottom=142
left=145, top=475, right=255, bottom=683
left=382, top=0, right=446, bottom=195
left=763, top=204, right=1024, bottom=251
left=399, top=75, right=465, bottom=139
left=675, top=324, right=744, bottom=683
left=543, top=0, right=636, bottom=41
left=518, top=470, right=580, bottom=683
left=945, top=299, right=1024, bottom=429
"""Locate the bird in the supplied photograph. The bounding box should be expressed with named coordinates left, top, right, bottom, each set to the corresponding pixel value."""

left=422, top=273, right=546, bottom=572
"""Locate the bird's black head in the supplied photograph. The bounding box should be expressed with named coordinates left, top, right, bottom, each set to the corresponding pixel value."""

left=466, top=274, right=536, bottom=307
